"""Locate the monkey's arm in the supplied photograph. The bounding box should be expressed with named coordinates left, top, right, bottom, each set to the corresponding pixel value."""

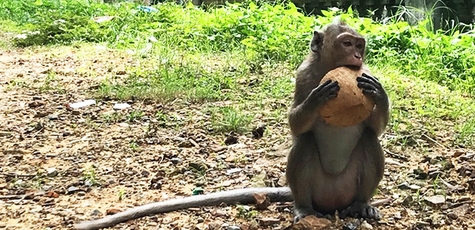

left=74, top=187, right=292, bottom=230
left=357, top=74, right=390, bottom=136
left=288, top=80, right=339, bottom=136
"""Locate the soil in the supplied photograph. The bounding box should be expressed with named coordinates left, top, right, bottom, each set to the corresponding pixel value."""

left=1, top=45, right=474, bottom=230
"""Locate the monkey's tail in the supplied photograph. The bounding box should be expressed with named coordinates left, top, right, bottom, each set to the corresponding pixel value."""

left=74, top=187, right=293, bottom=230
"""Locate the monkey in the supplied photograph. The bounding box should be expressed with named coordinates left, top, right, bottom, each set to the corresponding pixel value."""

left=74, top=21, right=389, bottom=230
left=286, top=20, right=390, bottom=222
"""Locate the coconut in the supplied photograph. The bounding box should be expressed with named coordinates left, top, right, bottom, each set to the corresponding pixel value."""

left=319, top=66, right=375, bottom=127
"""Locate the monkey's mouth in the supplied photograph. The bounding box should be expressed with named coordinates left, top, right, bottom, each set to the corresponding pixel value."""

left=343, top=65, right=362, bottom=70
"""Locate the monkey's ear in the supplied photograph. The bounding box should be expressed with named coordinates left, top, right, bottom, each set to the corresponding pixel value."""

left=310, top=31, right=323, bottom=53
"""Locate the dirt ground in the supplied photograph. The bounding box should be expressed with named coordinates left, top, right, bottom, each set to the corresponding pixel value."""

left=1, top=46, right=475, bottom=230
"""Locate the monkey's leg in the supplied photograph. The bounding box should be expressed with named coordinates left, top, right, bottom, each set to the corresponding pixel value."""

left=287, top=132, right=323, bottom=222
left=339, top=128, right=385, bottom=220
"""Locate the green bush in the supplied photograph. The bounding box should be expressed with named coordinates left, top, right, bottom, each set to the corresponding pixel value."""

left=1, top=0, right=475, bottom=92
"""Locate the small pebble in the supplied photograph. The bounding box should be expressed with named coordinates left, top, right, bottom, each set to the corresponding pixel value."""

left=225, top=225, right=240, bottom=230
left=141, top=170, right=150, bottom=177
left=91, top=209, right=102, bottom=216
left=48, top=114, right=58, bottom=120
left=67, top=186, right=80, bottom=194
left=360, top=221, right=373, bottom=229
left=113, top=103, right=131, bottom=110
left=171, top=157, right=182, bottom=164
left=46, top=168, right=58, bottom=177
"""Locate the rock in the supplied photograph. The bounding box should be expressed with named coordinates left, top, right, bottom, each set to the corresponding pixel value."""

left=424, top=195, right=446, bottom=205
left=226, top=168, right=242, bottom=175
left=46, top=168, right=58, bottom=177
left=447, top=212, right=458, bottom=220
left=91, top=209, right=102, bottom=216
left=48, top=114, right=59, bottom=120
left=69, top=99, right=96, bottom=109
left=170, top=157, right=182, bottom=164
left=141, top=170, right=150, bottom=177
left=394, top=212, right=402, bottom=220
left=67, top=186, right=80, bottom=194
left=62, top=131, right=72, bottom=136
left=343, top=222, right=359, bottom=230
left=360, top=221, right=373, bottom=229
left=397, top=182, right=410, bottom=189
left=409, top=184, right=421, bottom=190
left=225, top=225, right=240, bottom=230
left=398, top=182, right=420, bottom=190
left=178, top=140, right=193, bottom=148
left=77, top=191, right=86, bottom=196
left=113, top=103, right=131, bottom=110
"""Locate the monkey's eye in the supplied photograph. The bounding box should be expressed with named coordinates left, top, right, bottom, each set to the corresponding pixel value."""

left=343, top=41, right=352, bottom=47
left=356, top=44, right=364, bottom=49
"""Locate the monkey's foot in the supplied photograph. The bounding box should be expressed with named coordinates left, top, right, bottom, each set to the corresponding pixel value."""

left=293, top=208, right=324, bottom=223
left=339, top=202, right=380, bottom=220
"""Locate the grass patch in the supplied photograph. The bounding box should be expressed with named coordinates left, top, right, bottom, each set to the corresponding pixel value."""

left=0, top=0, right=474, bottom=147
left=209, top=106, right=253, bottom=133
left=97, top=53, right=240, bottom=103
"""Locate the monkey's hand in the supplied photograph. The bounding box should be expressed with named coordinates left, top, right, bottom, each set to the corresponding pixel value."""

left=306, top=80, right=340, bottom=109
left=356, top=73, right=388, bottom=105
left=356, top=73, right=390, bottom=136
left=288, top=80, right=339, bottom=136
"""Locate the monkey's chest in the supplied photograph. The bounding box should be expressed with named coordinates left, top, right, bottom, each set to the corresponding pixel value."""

left=313, top=124, right=362, bottom=174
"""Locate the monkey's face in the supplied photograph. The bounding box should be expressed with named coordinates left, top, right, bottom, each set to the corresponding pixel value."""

left=334, top=32, right=365, bottom=68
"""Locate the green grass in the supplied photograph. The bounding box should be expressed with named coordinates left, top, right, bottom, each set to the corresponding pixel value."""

left=97, top=52, right=240, bottom=103
left=0, top=0, right=474, bottom=147
left=209, top=106, right=253, bottom=133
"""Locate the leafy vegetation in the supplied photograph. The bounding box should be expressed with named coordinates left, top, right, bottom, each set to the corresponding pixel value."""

left=0, top=0, right=474, bottom=144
